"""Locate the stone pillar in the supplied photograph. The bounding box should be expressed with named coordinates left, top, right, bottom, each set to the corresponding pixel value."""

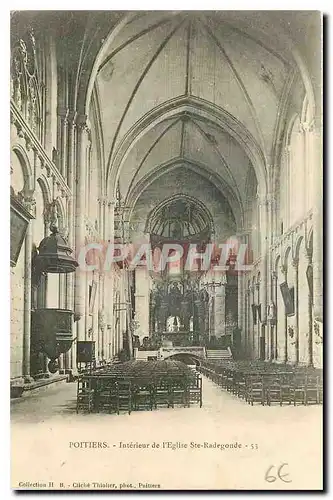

left=105, top=200, right=115, bottom=359
left=280, top=264, right=288, bottom=363
left=244, top=288, right=250, bottom=358
left=312, top=125, right=323, bottom=323
left=23, top=222, right=33, bottom=383
left=292, top=258, right=300, bottom=364
left=305, top=249, right=314, bottom=367
left=74, top=116, right=89, bottom=343
left=208, top=293, right=215, bottom=340
left=135, top=267, right=150, bottom=344
left=214, top=283, right=225, bottom=338
left=237, top=272, right=245, bottom=353
left=255, top=280, right=261, bottom=359
left=271, top=271, right=278, bottom=361
left=258, top=194, right=269, bottom=359
left=66, top=118, right=76, bottom=372
left=57, top=108, right=69, bottom=178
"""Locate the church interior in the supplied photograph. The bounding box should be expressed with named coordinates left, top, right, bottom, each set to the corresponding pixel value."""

left=10, top=11, right=323, bottom=411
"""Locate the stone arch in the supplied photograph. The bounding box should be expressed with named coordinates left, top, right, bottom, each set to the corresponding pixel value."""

left=127, top=158, right=243, bottom=230
left=89, top=85, right=106, bottom=199
left=275, top=254, right=281, bottom=273
left=107, top=97, right=267, bottom=199
left=11, top=144, right=34, bottom=193
left=301, top=94, right=314, bottom=125
left=285, top=112, right=300, bottom=147
left=306, top=225, right=314, bottom=255
left=294, top=234, right=304, bottom=262
left=82, top=12, right=137, bottom=116
left=36, top=176, right=52, bottom=207
left=282, top=246, right=292, bottom=270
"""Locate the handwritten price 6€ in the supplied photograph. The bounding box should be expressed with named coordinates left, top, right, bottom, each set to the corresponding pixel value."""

left=265, top=463, right=291, bottom=483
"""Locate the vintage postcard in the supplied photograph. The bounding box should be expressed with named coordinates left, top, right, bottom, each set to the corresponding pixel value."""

left=10, top=10, right=323, bottom=491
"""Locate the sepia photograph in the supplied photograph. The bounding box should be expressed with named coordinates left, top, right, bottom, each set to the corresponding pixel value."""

left=9, top=8, right=323, bottom=491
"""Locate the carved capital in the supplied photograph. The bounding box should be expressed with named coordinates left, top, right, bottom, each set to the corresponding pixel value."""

left=76, top=115, right=91, bottom=140
left=300, top=120, right=315, bottom=134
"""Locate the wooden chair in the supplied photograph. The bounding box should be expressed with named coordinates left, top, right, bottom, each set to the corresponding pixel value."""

left=279, top=373, right=293, bottom=405
left=247, top=375, right=265, bottom=405
left=169, top=379, right=188, bottom=408
left=188, top=375, right=202, bottom=407
left=132, top=382, right=154, bottom=411
left=154, top=379, right=172, bottom=408
left=236, top=372, right=247, bottom=399
left=292, top=374, right=307, bottom=405
left=95, top=379, right=119, bottom=414
left=76, top=377, right=94, bottom=414
left=265, top=376, right=282, bottom=406
left=305, top=375, right=322, bottom=405
left=117, top=379, right=132, bottom=414
left=225, top=370, right=234, bottom=393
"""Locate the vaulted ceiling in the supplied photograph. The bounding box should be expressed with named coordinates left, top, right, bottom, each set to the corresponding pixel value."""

left=86, top=11, right=315, bottom=231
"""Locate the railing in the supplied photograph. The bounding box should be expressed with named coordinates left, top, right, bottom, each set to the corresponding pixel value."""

left=162, top=346, right=206, bottom=357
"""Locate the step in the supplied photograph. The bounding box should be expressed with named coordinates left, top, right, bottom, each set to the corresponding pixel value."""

left=10, top=375, right=69, bottom=400
left=206, top=349, right=233, bottom=361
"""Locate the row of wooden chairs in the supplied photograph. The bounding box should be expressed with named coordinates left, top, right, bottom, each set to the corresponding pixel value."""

left=200, top=365, right=323, bottom=406
left=76, top=374, right=202, bottom=414
left=94, top=360, right=195, bottom=382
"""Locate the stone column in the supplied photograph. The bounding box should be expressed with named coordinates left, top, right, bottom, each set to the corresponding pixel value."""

left=57, top=108, right=69, bottom=179
left=23, top=222, right=33, bottom=383
left=271, top=271, right=278, bottom=361
left=305, top=249, right=314, bottom=367
left=292, top=258, right=300, bottom=364
left=66, top=199, right=75, bottom=374
left=105, top=200, right=115, bottom=359
left=280, top=264, right=288, bottom=363
left=214, top=283, right=225, bottom=338
left=67, top=115, right=76, bottom=372
left=135, top=266, right=150, bottom=344
left=312, top=125, right=323, bottom=323
left=235, top=232, right=247, bottom=337
left=237, top=272, right=245, bottom=353
left=208, top=293, right=215, bottom=340
left=258, top=194, right=269, bottom=358
left=243, top=288, right=250, bottom=358
left=255, top=280, right=261, bottom=359
left=74, top=116, right=89, bottom=344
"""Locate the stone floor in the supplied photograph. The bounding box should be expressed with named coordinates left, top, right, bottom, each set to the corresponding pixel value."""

left=11, top=376, right=323, bottom=490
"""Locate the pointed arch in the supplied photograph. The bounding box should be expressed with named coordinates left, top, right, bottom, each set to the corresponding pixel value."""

left=107, top=95, right=267, bottom=199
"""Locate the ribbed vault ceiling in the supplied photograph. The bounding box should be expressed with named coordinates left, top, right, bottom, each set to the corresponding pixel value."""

left=91, top=11, right=299, bottom=228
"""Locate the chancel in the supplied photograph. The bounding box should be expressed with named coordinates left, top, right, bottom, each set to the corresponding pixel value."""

left=10, top=11, right=322, bottom=412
